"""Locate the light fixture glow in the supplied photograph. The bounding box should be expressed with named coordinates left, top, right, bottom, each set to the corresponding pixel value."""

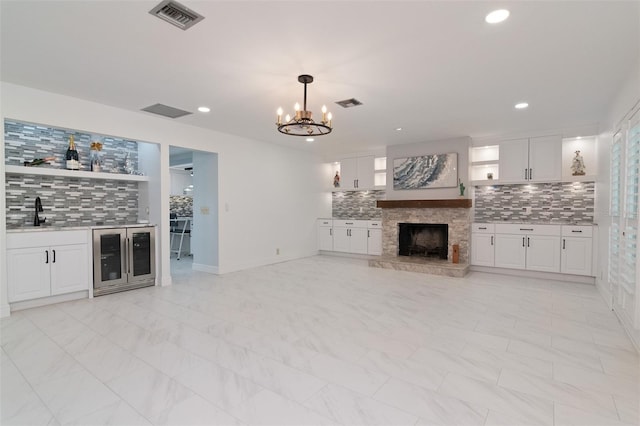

left=485, top=9, right=510, bottom=24
left=197, top=106, right=210, bottom=113
left=576, top=136, right=582, bottom=139
left=515, top=102, right=529, bottom=109
left=306, top=138, right=314, bottom=142
left=395, top=127, right=403, bottom=131
left=275, top=75, right=332, bottom=137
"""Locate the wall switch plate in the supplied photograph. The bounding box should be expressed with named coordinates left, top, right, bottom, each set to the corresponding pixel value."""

left=200, top=207, right=210, bottom=215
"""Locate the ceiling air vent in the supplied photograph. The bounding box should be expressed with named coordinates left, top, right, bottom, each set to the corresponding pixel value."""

left=149, top=0, right=204, bottom=31
left=141, top=103, right=192, bottom=119
left=336, top=98, right=363, bottom=108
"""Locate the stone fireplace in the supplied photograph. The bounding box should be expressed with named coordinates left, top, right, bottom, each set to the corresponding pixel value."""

left=369, top=199, right=471, bottom=277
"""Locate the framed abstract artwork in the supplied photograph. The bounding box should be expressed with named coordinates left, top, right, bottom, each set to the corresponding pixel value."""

left=393, top=153, right=458, bottom=190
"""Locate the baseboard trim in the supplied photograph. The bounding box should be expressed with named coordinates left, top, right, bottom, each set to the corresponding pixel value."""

left=10, top=291, right=89, bottom=312
left=469, top=265, right=596, bottom=284
left=0, top=304, right=11, bottom=318
left=192, top=263, right=219, bottom=274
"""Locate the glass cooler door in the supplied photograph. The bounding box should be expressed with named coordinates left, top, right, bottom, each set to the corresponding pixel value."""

left=93, top=229, right=127, bottom=291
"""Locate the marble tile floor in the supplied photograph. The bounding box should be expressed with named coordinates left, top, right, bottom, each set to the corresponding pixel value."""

left=1, top=255, right=638, bottom=426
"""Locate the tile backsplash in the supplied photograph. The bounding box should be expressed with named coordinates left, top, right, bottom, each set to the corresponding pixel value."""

left=474, top=182, right=594, bottom=223
left=332, top=190, right=385, bottom=219
left=170, top=195, right=193, bottom=217
left=4, top=120, right=141, bottom=228
left=4, top=120, right=139, bottom=172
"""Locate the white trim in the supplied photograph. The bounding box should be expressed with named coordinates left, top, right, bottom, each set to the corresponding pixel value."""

left=469, top=265, right=596, bottom=285
left=9, top=291, right=88, bottom=312
left=0, top=304, right=10, bottom=318
left=192, top=263, right=219, bottom=274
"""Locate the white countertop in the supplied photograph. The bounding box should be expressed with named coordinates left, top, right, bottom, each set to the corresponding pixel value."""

left=6, top=223, right=156, bottom=233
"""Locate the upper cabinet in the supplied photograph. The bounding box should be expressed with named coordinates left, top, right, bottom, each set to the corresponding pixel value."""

left=499, top=135, right=562, bottom=183
left=337, top=155, right=375, bottom=190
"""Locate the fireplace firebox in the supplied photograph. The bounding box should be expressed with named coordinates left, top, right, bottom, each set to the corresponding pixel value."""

left=398, top=223, right=448, bottom=260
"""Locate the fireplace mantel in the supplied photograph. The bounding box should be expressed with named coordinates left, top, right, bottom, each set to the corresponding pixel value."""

left=376, top=199, right=472, bottom=209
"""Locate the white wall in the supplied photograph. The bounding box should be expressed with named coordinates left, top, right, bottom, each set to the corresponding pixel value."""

left=385, top=136, right=471, bottom=200
left=0, top=82, right=329, bottom=315
left=192, top=151, right=219, bottom=273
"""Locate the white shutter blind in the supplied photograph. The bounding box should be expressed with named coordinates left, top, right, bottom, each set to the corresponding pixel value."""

left=610, top=133, right=623, bottom=217
left=609, top=222, right=620, bottom=284
left=624, top=114, right=640, bottom=219
left=621, top=225, right=637, bottom=295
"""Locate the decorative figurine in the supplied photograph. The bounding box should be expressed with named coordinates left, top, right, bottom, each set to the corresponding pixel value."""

left=571, top=150, right=586, bottom=176
left=333, top=171, right=340, bottom=188
left=123, top=152, right=133, bottom=174
left=458, top=178, right=466, bottom=197
left=90, top=141, right=103, bottom=172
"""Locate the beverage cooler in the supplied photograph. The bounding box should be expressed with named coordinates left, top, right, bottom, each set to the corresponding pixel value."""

left=92, top=226, right=156, bottom=296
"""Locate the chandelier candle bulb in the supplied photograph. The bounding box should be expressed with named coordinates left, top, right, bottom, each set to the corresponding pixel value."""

left=294, top=103, right=301, bottom=112
left=277, top=107, right=283, bottom=125
left=275, top=74, right=333, bottom=137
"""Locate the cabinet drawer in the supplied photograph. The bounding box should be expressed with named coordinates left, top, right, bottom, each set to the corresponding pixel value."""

left=368, top=221, right=382, bottom=229
left=561, top=225, right=592, bottom=238
left=7, top=230, right=89, bottom=249
left=333, top=220, right=368, bottom=228
left=472, top=223, right=495, bottom=233
left=495, top=224, right=560, bottom=236
left=317, top=219, right=333, bottom=227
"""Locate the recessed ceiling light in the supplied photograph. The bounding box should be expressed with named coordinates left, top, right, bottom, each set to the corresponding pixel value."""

left=395, top=127, right=403, bottom=131
left=197, top=106, right=210, bottom=113
left=576, top=136, right=582, bottom=139
left=306, top=138, right=314, bottom=142
left=515, top=102, right=529, bottom=109
left=485, top=9, right=510, bottom=24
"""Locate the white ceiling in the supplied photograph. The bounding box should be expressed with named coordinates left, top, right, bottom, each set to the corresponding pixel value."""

left=1, top=1, right=638, bottom=159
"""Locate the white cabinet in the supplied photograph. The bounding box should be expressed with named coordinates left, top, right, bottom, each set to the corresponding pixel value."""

left=471, top=223, right=495, bottom=267
left=499, top=136, right=561, bottom=183
left=494, top=224, right=561, bottom=273
left=367, top=221, right=382, bottom=256
left=317, top=219, right=333, bottom=251
left=332, top=220, right=369, bottom=254
left=7, top=230, right=90, bottom=303
left=339, top=156, right=375, bottom=190
left=170, top=169, right=193, bottom=195
left=561, top=226, right=593, bottom=276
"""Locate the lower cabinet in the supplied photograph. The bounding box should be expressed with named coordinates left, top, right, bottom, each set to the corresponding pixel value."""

left=317, top=219, right=382, bottom=256
left=317, top=219, right=334, bottom=251
left=560, top=226, right=593, bottom=276
left=367, top=221, right=382, bottom=256
left=493, top=224, right=561, bottom=273
left=471, top=223, right=495, bottom=266
left=333, top=220, right=368, bottom=254
left=7, top=230, right=90, bottom=303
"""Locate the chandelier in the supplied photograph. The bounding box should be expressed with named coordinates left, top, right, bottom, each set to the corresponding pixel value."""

left=276, top=74, right=332, bottom=136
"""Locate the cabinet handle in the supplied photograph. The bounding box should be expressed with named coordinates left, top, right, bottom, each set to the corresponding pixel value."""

left=571, top=230, right=583, bottom=233
left=52, top=250, right=56, bottom=263
left=479, top=227, right=487, bottom=230
left=563, top=239, right=566, bottom=249
left=525, top=168, right=528, bottom=180
left=45, top=250, right=49, bottom=264
left=522, top=237, right=525, bottom=247
left=346, top=222, right=354, bottom=225
left=354, top=179, right=357, bottom=188
left=368, top=230, right=370, bottom=238
left=529, top=168, right=532, bottom=180
left=329, top=228, right=332, bottom=236
left=491, top=236, right=494, bottom=245
left=520, top=228, right=534, bottom=231
left=126, top=238, right=130, bottom=274
left=527, top=237, right=530, bottom=247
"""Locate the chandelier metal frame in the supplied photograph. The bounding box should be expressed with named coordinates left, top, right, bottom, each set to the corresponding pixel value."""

left=276, top=75, right=332, bottom=137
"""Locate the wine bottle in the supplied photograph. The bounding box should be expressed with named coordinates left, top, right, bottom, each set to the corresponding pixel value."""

left=65, top=135, right=79, bottom=170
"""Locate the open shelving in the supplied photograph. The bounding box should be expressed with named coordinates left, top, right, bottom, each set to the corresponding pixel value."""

left=5, top=165, right=150, bottom=182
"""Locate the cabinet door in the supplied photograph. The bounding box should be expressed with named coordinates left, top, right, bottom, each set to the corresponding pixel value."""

left=7, top=247, right=51, bottom=302
left=340, top=157, right=358, bottom=190
left=333, top=228, right=351, bottom=252
left=356, top=156, right=375, bottom=189
left=367, top=228, right=382, bottom=255
left=499, top=139, right=529, bottom=182
left=494, top=234, right=526, bottom=269
left=471, top=233, right=495, bottom=266
left=526, top=235, right=561, bottom=273
left=318, top=226, right=333, bottom=251
left=529, top=135, right=561, bottom=182
left=350, top=228, right=369, bottom=254
left=561, top=237, right=593, bottom=276
left=50, top=244, right=89, bottom=295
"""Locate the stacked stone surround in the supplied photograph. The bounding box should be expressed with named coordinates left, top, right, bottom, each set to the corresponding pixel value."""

left=381, top=207, right=471, bottom=264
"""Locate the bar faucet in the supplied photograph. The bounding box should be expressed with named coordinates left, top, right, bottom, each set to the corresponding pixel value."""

left=34, top=196, right=46, bottom=226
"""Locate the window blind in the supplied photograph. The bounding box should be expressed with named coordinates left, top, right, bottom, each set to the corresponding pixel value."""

left=610, top=133, right=623, bottom=217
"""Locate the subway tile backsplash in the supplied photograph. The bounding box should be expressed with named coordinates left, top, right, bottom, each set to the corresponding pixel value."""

left=474, top=181, right=594, bottom=223
left=332, top=190, right=385, bottom=219
left=4, top=120, right=141, bottom=228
